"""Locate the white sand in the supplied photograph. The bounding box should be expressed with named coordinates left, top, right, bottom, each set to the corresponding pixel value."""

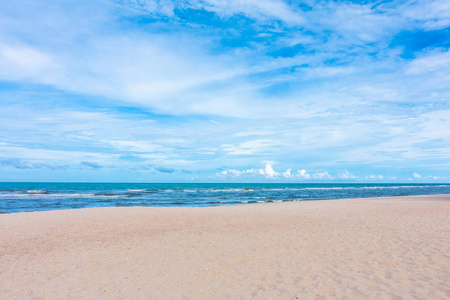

left=1, top=194, right=449, bottom=299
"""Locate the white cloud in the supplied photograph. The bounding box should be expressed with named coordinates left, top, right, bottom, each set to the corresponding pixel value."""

left=233, top=130, right=274, bottom=137
left=217, top=167, right=260, bottom=178
left=312, top=171, right=333, bottom=180
left=410, top=173, right=441, bottom=181
left=218, top=169, right=240, bottom=177
left=194, top=0, right=304, bottom=25
left=366, top=175, right=384, bottom=180
left=222, top=139, right=279, bottom=155
left=217, top=165, right=399, bottom=181
left=1, top=0, right=449, bottom=121
left=263, top=161, right=279, bottom=178
left=0, top=143, right=118, bottom=162
left=221, top=144, right=254, bottom=155
left=312, top=2, right=398, bottom=44
left=282, top=168, right=292, bottom=178
left=406, top=50, right=450, bottom=75
left=0, top=44, right=59, bottom=81
left=297, top=169, right=311, bottom=179
left=220, top=167, right=353, bottom=181
left=105, top=140, right=164, bottom=153
left=1, top=0, right=450, bottom=181
left=119, top=0, right=305, bottom=25
left=401, top=0, right=450, bottom=30
left=338, top=170, right=357, bottom=180
left=217, top=162, right=280, bottom=179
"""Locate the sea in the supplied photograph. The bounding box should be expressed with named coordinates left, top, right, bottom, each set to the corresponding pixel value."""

left=0, top=182, right=449, bottom=213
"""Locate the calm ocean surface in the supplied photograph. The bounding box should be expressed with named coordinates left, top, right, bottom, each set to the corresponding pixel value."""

left=0, top=182, right=449, bottom=213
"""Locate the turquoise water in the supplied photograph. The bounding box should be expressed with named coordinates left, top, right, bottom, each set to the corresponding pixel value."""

left=0, top=182, right=449, bottom=213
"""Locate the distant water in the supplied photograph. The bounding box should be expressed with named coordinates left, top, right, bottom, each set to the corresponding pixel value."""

left=0, top=182, right=449, bottom=213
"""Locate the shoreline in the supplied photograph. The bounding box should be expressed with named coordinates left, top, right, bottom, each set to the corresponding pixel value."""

left=1, top=193, right=450, bottom=215
left=1, top=194, right=449, bottom=298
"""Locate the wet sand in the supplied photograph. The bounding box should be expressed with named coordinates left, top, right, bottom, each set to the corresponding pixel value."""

left=1, top=195, right=449, bottom=299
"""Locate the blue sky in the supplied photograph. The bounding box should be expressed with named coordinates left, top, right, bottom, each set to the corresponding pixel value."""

left=0, top=0, right=449, bottom=182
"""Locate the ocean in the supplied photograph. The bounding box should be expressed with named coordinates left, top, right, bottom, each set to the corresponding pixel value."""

left=0, top=182, right=449, bottom=213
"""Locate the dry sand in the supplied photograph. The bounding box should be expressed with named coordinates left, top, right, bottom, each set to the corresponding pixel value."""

left=1, top=195, right=449, bottom=299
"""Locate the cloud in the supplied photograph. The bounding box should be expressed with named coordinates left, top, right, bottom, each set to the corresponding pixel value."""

left=116, top=0, right=305, bottom=25
left=217, top=162, right=279, bottom=178
left=154, top=166, right=176, bottom=173
left=80, top=161, right=103, bottom=169
left=406, top=50, right=450, bottom=75
left=217, top=165, right=383, bottom=181
left=106, top=140, right=163, bottom=153
left=337, top=170, right=357, bottom=180
left=312, top=171, right=333, bottom=180
left=217, top=163, right=353, bottom=181
left=282, top=168, right=292, bottom=178
left=233, top=130, right=274, bottom=137
left=297, top=169, right=311, bottom=179
left=0, top=44, right=58, bottom=80
left=0, top=1, right=389, bottom=119
left=222, top=139, right=279, bottom=156
left=263, top=161, right=279, bottom=178
left=400, top=0, right=450, bottom=30
left=311, top=2, right=399, bottom=44
left=0, top=158, right=67, bottom=170
left=192, top=0, right=305, bottom=25
left=0, top=158, right=41, bottom=169
left=411, top=172, right=440, bottom=180
left=0, top=143, right=118, bottom=162
left=1, top=0, right=449, bottom=120
left=1, top=0, right=450, bottom=182
left=217, top=168, right=258, bottom=178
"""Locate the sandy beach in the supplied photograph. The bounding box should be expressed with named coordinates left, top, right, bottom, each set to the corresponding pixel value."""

left=1, top=195, right=449, bottom=299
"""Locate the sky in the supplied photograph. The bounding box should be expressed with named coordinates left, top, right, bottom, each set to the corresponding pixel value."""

left=0, top=0, right=449, bottom=182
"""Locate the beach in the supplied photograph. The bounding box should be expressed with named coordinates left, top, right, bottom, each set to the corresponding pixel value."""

left=1, top=194, right=449, bottom=299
